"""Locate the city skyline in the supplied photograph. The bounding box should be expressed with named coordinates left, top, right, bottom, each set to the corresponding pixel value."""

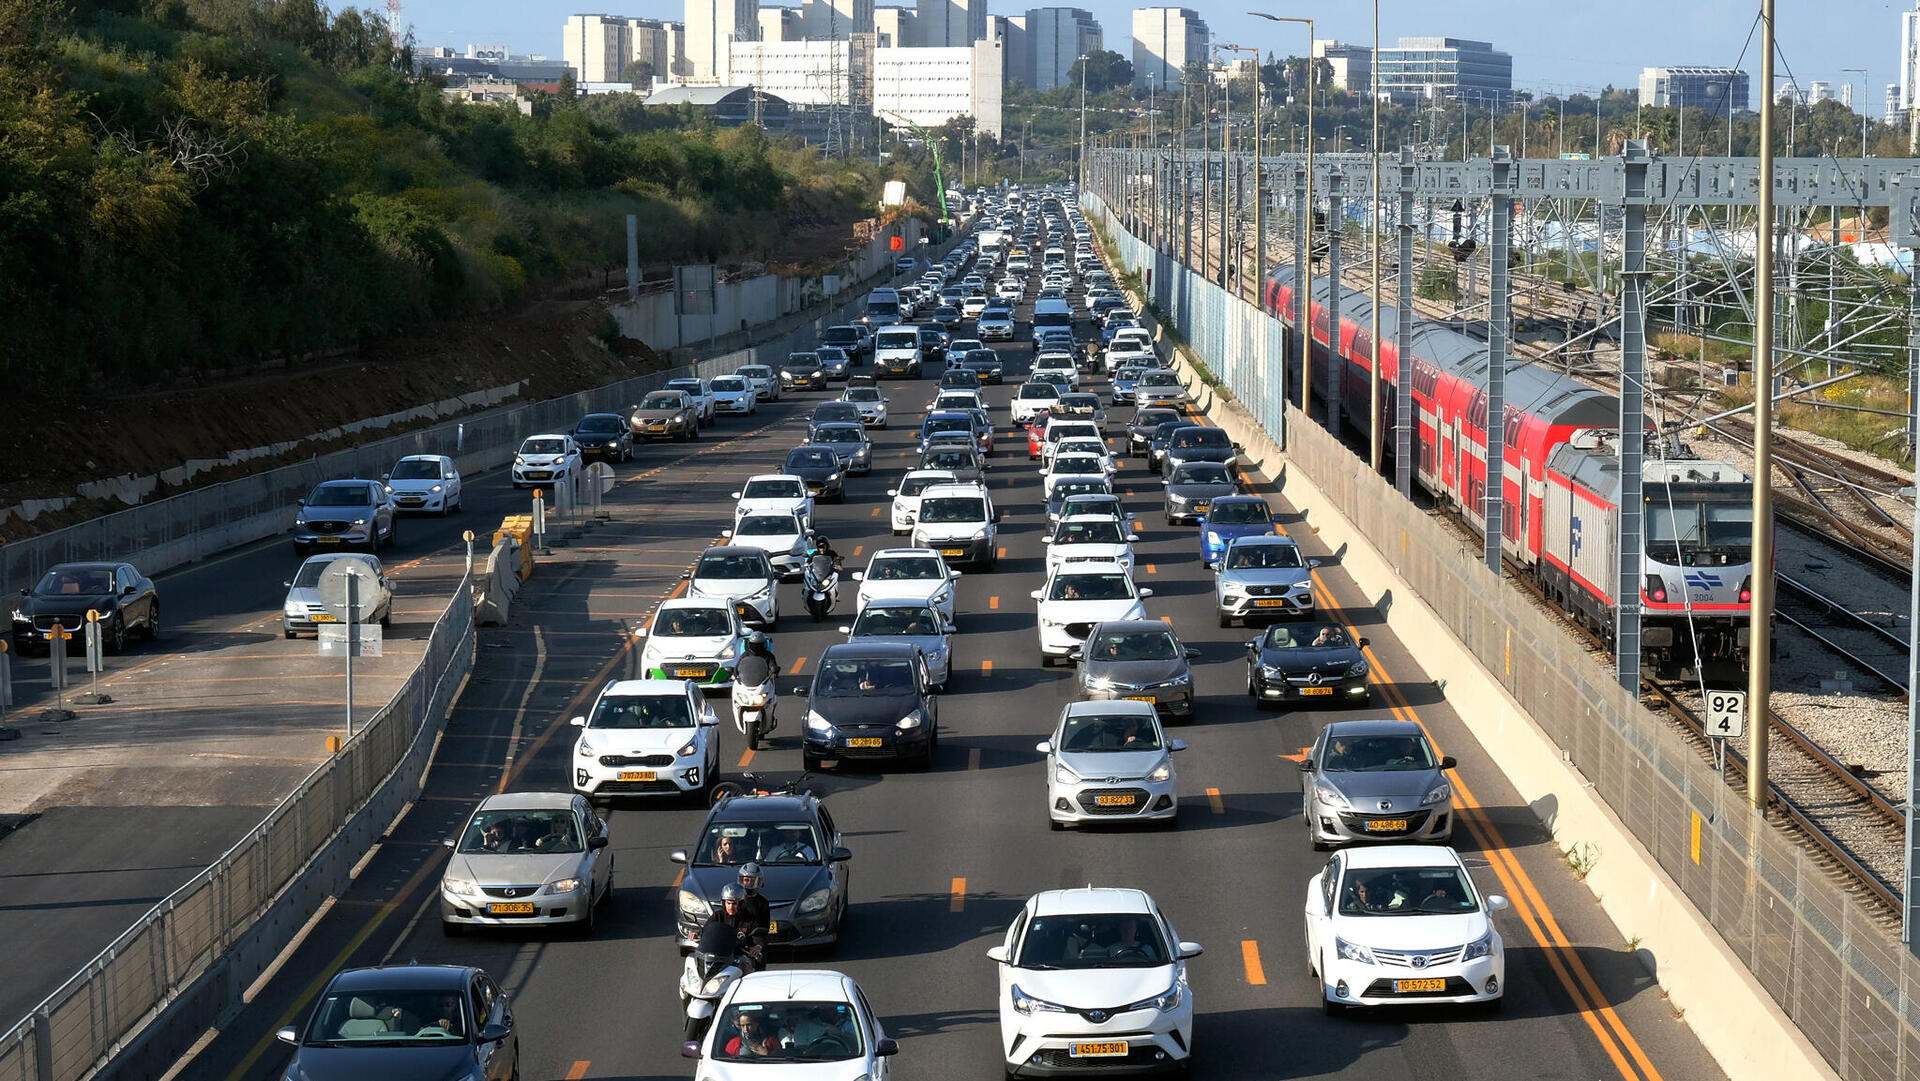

left=405, top=0, right=1887, bottom=105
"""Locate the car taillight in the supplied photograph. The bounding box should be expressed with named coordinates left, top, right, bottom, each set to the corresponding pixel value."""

left=1643, top=575, right=1667, bottom=603
left=1738, top=576, right=1752, bottom=603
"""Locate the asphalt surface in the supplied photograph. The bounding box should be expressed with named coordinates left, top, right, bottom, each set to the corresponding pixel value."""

left=167, top=235, right=1725, bottom=1081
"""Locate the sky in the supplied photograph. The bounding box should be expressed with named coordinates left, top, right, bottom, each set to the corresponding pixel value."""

left=399, top=0, right=1904, bottom=107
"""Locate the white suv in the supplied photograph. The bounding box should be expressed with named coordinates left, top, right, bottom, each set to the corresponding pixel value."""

left=909, top=483, right=999, bottom=570
left=569, top=678, right=720, bottom=798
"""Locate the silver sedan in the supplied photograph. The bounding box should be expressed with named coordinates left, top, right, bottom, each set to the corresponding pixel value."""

left=439, top=792, right=614, bottom=935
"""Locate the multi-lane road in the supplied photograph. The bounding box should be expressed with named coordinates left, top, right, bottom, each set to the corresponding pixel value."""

left=148, top=236, right=1726, bottom=1081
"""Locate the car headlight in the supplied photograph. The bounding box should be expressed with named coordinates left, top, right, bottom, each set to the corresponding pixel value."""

left=1121, top=982, right=1183, bottom=1013
left=971, top=527, right=989, bottom=540
left=677, top=889, right=711, bottom=920
left=606, top=441, right=620, bottom=449
left=1421, top=782, right=1454, bottom=807
left=515, top=456, right=527, bottom=466
left=1335, top=937, right=1374, bottom=965
left=430, top=484, right=444, bottom=493
left=576, top=737, right=596, bottom=758
left=1206, top=531, right=1221, bottom=546
left=1151, top=674, right=1193, bottom=689
left=677, top=740, right=700, bottom=758
left=383, top=485, right=394, bottom=494
left=896, top=712, right=923, bottom=730
left=1146, top=759, right=1173, bottom=783
left=284, top=603, right=302, bottom=617
left=1222, top=583, right=1247, bottom=597
left=1011, top=984, right=1067, bottom=1015
left=1313, top=783, right=1351, bottom=809
left=544, top=877, right=583, bottom=895
left=1085, top=676, right=1115, bottom=691
left=1346, top=659, right=1370, bottom=677
left=1462, top=929, right=1496, bottom=961
left=1054, top=763, right=1081, bottom=785
left=807, top=711, right=834, bottom=734
left=797, top=887, right=833, bottom=915
left=829, top=473, right=842, bottom=481
left=443, top=877, right=482, bottom=898
left=350, top=518, right=368, bottom=526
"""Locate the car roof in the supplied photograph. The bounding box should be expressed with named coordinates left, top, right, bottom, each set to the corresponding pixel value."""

left=598, top=678, right=694, bottom=697
left=48, top=561, right=127, bottom=572
left=699, top=545, right=767, bottom=559
left=656, top=595, right=734, bottom=612
left=327, top=964, right=473, bottom=993
left=297, top=552, right=379, bottom=568
left=708, top=792, right=818, bottom=821
left=1211, top=494, right=1268, bottom=506
left=728, top=970, right=855, bottom=1005
left=477, top=791, right=578, bottom=812
left=1341, top=845, right=1464, bottom=871
left=520, top=433, right=570, bottom=440
left=744, top=473, right=807, bottom=484
left=919, top=483, right=989, bottom=499
left=898, top=470, right=957, bottom=484
left=394, top=454, right=451, bottom=463
left=314, top=478, right=378, bottom=487
left=1228, top=534, right=1298, bottom=547
left=1059, top=699, right=1160, bottom=722
left=1086, top=619, right=1174, bottom=635
left=1030, top=887, right=1154, bottom=916
left=1321, top=718, right=1426, bottom=740
left=1049, top=561, right=1130, bottom=575
left=820, top=640, right=920, bottom=662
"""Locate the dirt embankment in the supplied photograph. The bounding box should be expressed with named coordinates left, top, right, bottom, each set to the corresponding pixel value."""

left=4, top=301, right=667, bottom=538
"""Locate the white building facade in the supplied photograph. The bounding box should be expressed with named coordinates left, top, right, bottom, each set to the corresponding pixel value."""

left=562, top=14, right=631, bottom=83
left=872, top=39, right=1002, bottom=135
left=1025, top=7, right=1100, bottom=90
left=916, top=0, right=987, bottom=48
left=729, top=39, right=853, bottom=104
left=686, top=0, right=760, bottom=80
left=1130, top=7, right=1207, bottom=92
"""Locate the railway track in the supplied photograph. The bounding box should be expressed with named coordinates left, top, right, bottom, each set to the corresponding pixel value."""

left=1773, top=574, right=1910, bottom=693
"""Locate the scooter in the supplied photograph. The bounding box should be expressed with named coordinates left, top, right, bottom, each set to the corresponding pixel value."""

left=681, top=921, right=754, bottom=1041
left=803, top=556, right=840, bottom=622
left=732, top=675, right=776, bottom=751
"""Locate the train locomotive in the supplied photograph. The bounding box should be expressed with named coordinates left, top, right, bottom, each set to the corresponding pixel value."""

left=1262, top=265, right=1756, bottom=673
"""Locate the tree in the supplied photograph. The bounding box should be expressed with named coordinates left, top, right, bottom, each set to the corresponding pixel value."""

left=620, top=57, right=653, bottom=85
left=556, top=69, right=578, bottom=104
left=1067, top=49, right=1132, bottom=95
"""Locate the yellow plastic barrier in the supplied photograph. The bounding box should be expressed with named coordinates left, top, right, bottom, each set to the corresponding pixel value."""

left=494, top=515, right=534, bottom=580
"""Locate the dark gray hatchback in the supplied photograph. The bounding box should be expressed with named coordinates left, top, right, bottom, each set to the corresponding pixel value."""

left=801, top=642, right=938, bottom=769
left=277, top=964, right=517, bottom=1081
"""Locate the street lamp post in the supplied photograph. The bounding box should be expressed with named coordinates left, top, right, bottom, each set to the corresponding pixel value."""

left=1250, top=12, right=1313, bottom=424
left=1220, top=44, right=1261, bottom=298
left=1369, top=0, right=1383, bottom=473
left=1079, top=53, right=1091, bottom=187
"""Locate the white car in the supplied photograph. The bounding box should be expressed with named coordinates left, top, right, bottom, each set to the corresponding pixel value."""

left=726, top=511, right=809, bottom=578
left=1045, top=516, right=1136, bottom=576
left=736, top=364, right=781, bottom=402
left=1305, top=845, right=1509, bottom=1014
left=961, top=295, right=990, bottom=317
left=1037, top=701, right=1184, bottom=828
left=1052, top=437, right=1115, bottom=472
left=842, top=386, right=890, bottom=428
left=1033, top=364, right=1079, bottom=390
left=710, top=376, right=758, bottom=415
left=667, top=378, right=718, bottom=423
left=997, top=278, right=1025, bottom=300
left=1036, top=419, right=1103, bottom=464
left=512, top=434, right=582, bottom=489
left=1133, top=370, right=1189, bottom=409
left=1010, top=382, right=1062, bottom=424
left=681, top=970, right=898, bottom=1080
left=732, top=474, right=814, bottom=529
left=909, top=483, right=999, bottom=570
left=1111, top=329, right=1155, bottom=356
left=639, top=597, right=746, bottom=688
left=929, top=389, right=986, bottom=415
left=569, top=678, right=720, bottom=798
left=1030, top=563, right=1151, bottom=664
left=988, top=887, right=1200, bottom=1076
left=852, top=548, right=961, bottom=625
left=888, top=469, right=958, bottom=535
left=383, top=454, right=462, bottom=515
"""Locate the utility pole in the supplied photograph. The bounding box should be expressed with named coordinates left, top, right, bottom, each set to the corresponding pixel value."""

left=1368, top=0, right=1383, bottom=471
left=1079, top=53, right=1091, bottom=187
left=1249, top=12, right=1313, bottom=425
left=1747, top=0, right=1778, bottom=813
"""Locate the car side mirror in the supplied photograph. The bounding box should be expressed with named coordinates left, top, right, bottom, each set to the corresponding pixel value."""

left=1177, top=941, right=1204, bottom=960
left=669, top=850, right=689, bottom=864
left=1298, top=758, right=1314, bottom=772
left=730, top=492, right=742, bottom=499
left=1359, top=637, right=1371, bottom=647
left=380, top=474, right=391, bottom=483
left=850, top=570, right=864, bottom=581
left=480, top=1022, right=511, bottom=1044
left=700, top=711, right=720, bottom=727
left=986, top=945, right=1011, bottom=964
left=283, top=580, right=293, bottom=589
left=830, top=846, right=853, bottom=862
left=1029, top=590, right=1043, bottom=600
left=1308, top=558, right=1322, bottom=568
left=1440, top=755, right=1458, bottom=770
left=1487, top=895, right=1511, bottom=913
left=442, top=837, right=456, bottom=849
left=276, top=1027, right=299, bottom=1046
left=569, top=716, right=588, bottom=728
left=1233, top=442, right=1244, bottom=451
left=1138, top=588, right=1154, bottom=597
left=887, top=489, right=899, bottom=497
left=681, top=571, right=692, bottom=580
left=796, top=687, right=810, bottom=697
left=296, top=499, right=306, bottom=507
left=681, top=1040, right=701, bottom=1059
left=588, top=835, right=610, bottom=850
left=1169, top=739, right=1188, bottom=753
left=1183, top=647, right=1200, bottom=659
left=874, top=1037, right=900, bottom=1057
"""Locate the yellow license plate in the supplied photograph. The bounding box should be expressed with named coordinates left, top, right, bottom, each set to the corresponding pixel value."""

left=1367, top=819, right=1410, bottom=832
left=1094, top=794, right=1137, bottom=806
left=1394, top=978, right=1446, bottom=993
left=941, top=547, right=967, bottom=556
left=847, top=737, right=884, bottom=748
left=675, top=668, right=709, bottom=677
left=1123, top=695, right=1155, bottom=702
left=487, top=902, right=535, bottom=916
left=618, top=770, right=657, bottom=782
left=650, top=424, right=667, bottom=431
left=768, top=921, right=779, bottom=933
left=1071, top=1042, right=1129, bottom=1058
left=312, top=613, right=339, bottom=623
left=1301, top=687, right=1334, bottom=696
left=1253, top=599, right=1286, bottom=608
left=1193, top=503, right=1209, bottom=513
left=315, top=537, right=341, bottom=544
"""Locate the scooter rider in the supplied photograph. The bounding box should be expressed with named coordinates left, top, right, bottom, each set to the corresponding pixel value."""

left=701, top=883, right=768, bottom=970
left=733, top=632, right=780, bottom=728
left=804, top=530, right=843, bottom=579
left=735, top=862, right=773, bottom=939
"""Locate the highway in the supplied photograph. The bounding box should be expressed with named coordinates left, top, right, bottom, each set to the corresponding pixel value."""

left=166, top=241, right=1722, bottom=1081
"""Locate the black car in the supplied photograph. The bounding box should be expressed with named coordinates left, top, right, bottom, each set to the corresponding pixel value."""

left=275, top=964, right=517, bottom=1081
left=781, top=353, right=830, bottom=391
left=810, top=401, right=864, bottom=429
left=930, top=305, right=963, bottom=332
left=917, top=324, right=950, bottom=363
left=937, top=368, right=984, bottom=391
left=1147, top=419, right=1190, bottom=471
left=669, top=791, right=852, bottom=948
left=822, top=325, right=868, bottom=361
left=570, top=413, right=634, bottom=464
left=1127, top=407, right=1184, bottom=459
left=1245, top=621, right=1372, bottom=710
left=1161, top=425, right=1241, bottom=475
left=1163, top=461, right=1242, bottom=525
left=802, top=642, right=939, bottom=769
left=10, top=561, right=160, bottom=655
left=783, top=445, right=846, bottom=502
left=958, top=348, right=1004, bottom=385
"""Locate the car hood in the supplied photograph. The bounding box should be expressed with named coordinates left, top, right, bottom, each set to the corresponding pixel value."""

left=578, top=726, right=701, bottom=755
left=19, top=592, right=118, bottom=617
left=788, top=465, right=838, bottom=482
left=1317, top=767, right=1445, bottom=802
left=287, top=1044, right=473, bottom=1081
left=1338, top=912, right=1489, bottom=952
left=1165, top=482, right=1237, bottom=501
left=1224, top=568, right=1314, bottom=589
left=386, top=478, right=446, bottom=493
left=850, top=632, right=949, bottom=657
left=447, top=849, right=580, bottom=887
left=713, top=387, right=753, bottom=398
left=1205, top=524, right=1272, bottom=544
left=1055, top=747, right=1169, bottom=779
left=736, top=532, right=804, bottom=555
left=1009, top=965, right=1180, bottom=1011
left=1050, top=543, right=1131, bottom=564
left=702, top=1055, right=872, bottom=1081
left=632, top=407, right=685, bottom=421
left=689, top=577, right=771, bottom=601
left=859, top=580, right=943, bottom=604
left=1169, top=448, right=1235, bottom=465
left=642, top=634, right=739, bottom=665
left=814, top=691, right=922, bottom=728
left=1083, top=657, right=1186, bottom=686
left=736, top=497, right=808, bottom=518
left=1040, top=599, right=1145, bottom=623
left=685, top=864, right=826, bottom=906
left=517, top=453, right=567, bottom=465
left=1258, top=645, right=1363, bottom=680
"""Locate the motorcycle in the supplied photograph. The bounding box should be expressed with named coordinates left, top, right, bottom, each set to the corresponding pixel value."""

left=681, top=921, right=755, bottom=1041
left=803, top=554, right=841, bottom=622
left=731, top=673, right=776, bottom=751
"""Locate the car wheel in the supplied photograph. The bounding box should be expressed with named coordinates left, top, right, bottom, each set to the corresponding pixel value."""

left=1219, top=610, right=1233, bottom=629
left=803, top=751, right=824, bottom=772
left=1322, top=993, right=1345, bottom=1017
left=106, top=617, right=127, bottom=654
left=442, top=919, right=465, bottom=937
left=690, top=425, right=702, bottom=441
left=285, top=629, right=298, bottom=640
left=1049, top=817, right=1066, bottom=832
left=144, top=602, right=160, bottom=641
left=380, top=611, right=391, bottom=629
left=575, top=892, right=597, bottom=937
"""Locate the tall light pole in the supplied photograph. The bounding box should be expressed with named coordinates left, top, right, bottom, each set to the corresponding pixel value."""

left=1747, top=0, right=1777, bottom=814
left=1368, top=0, right=1383, bottom=473
left=1251, top=12, right=1313, bottom=420
left=1220, top=44, right=1261, bottom=296
left=1842, top=67, right=1870, bottom=157
left=1079, top=52, right=1091, bottom=187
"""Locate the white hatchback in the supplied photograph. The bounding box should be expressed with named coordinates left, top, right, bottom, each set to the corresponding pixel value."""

left=887, top=470, right=958, bottom=535
left=383, top=454, right=462, bottom=515
left=852, top=548, right=961, bottom=625
left=1010, top=382, right=1062, bottom=424
left=569, top=678, right=720, bottom=798
left=1030, top=563, right=1150, bottom=663
left=732, top=474, right=814, bottom=529
left=711, top=376, right=759, bottom=415
left=988, top=888, right=1200, bottom=1077
left=638, top=597, right=746, bottom=689
left=511, top=434, right=582, bottom=489
left=681, top=970, right=898, bottom=1080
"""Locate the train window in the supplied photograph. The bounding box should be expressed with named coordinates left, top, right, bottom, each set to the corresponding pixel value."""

left=1504, top=411, right=1524, bottom=448
left=1468, top=392, right=1488, bottom=431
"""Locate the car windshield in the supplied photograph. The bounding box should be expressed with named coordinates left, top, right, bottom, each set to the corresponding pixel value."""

left=712, top=378, right=747, bottom=391
left=1172, top=429, right=1231, bottom=449
left=389, top=459, right=440, bottom=480
left=1047, top=573, right=1133, bottom=601
left=1228, top=543, right=1303, bottom=570
left=524, top=439, right=570, bottom=458
left=696, top=822, right=823, bottom=866
left=878, top=333, right=917, bottom=348
left=1135, top=411, right=1179, bottom=430
left=1050, top=482, right=1108, bottom=504
left=290, top=559, right=356, bottom=588
left=640, top=394, right=681, bottom=410
left=457, top=807, right=583, bottom=854
left=1017, top=913, right=1169, bottom=969
left=696, top=553, right=768, bottom=579
left=853, top=605, right=943, bottom=636
left=575, top=416, right=622, bottom=434
left=308, top=484, right=373, bottom=507
left=1055, top=520, right=1127, bottom=545
left=1018, top=384, right=1060, bottom=400
left=964, top=351, right=998, bottom=365
left=925, top=418, right=971, bottom=436
left=817, top=657, right=917, bottom=695
left=1140, top=372, right=1181, bottom=387
left=1172, top=464, right=1231, bottom=485
left=1060, top=396, right=1098, bottom=410
left=1209, top=501, right=1270, bottom=525
left=1318, top=732, right=1435, bottom=773
left=1086, top=629, right=1178, bottom=662
left=589, top=693, right=693, bottom=729
left=870, top=557, right=943, bottom=581
left=1053, top=457, right=1103, bottom=475
left=656, top=607, right=733, bottom=636
left=738, top=367, right=772, bottom=379
left=711, top=1002, right=864, bottom=1063
left=815, top=405, right=860, bottom=421
left=844, top=388, right=881, bottom=401
left=787, top=354, right=821, bottom=367
left=1061, top=499, right=1121, bottom=519
left=786, top=450, right=836, bottom=470
left=37, top=567, right=115, bottom=594
left=307, top=988, right=468, bottom=1045
left=898, top=477, right=946, bottom=498
left=736, top=515, right=799, bottom=537
left=1338, top=866, right=1478, bottom=916
left=922, top=451, right=975, bottom=470
left=743, top=479, right=806, bottom=500
left=1058, top=713, right=1165, bottom=752
left=824, top=329, right=859, bottom=344
left=918, top=497, right=985, bottom=524
left=1049, top=425, right=1098, bottom=442
left=816, top=428, right=862, bottom=444
left=668, top=381, right=702, bottom=393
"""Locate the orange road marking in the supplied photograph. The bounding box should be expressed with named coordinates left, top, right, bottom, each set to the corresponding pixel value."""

left=1206, top=787, right=1225, bottom=814
left=949, top=877, right=967, bottom=912
left=1240, top=940, right=1267, bottom=985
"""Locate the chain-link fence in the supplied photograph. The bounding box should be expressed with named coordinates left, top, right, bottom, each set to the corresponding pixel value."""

left=1086, top=188, right=1919, bottom=1081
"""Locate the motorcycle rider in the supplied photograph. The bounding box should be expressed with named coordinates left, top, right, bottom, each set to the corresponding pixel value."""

left=700, top=883, right=768, bottom=971
left=735, top=861, right=773, bottom=939
left=803, top=531, right=843, bottom=617
left=732, top=631, right=780, bottom=730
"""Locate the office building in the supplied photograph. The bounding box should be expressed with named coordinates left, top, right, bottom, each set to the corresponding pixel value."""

left=873, top=5, right=915, bottom=46
left=1636, top=66, right=1748, bottom=115
left=803, top=0, right=874, bottom=37
left=759, top=6, right=804, bottom=40
left=916, top=0, right=987, bottom=47
left=872, top=38, right=1002, bottom=134
left=686, top=0, right=759, bottom=80
left=1130, top=7, right=1207, bottom=91
left=562, top=15, right=631, bottom=83
left=990, top=15, right=1029, bottom=89
left=1025, top=7, right=1100, bottom=90
left=421, top=43, right=575, bottom=84
left=1312, top=39, right=1372, bottom=95
left=628, top=18, right=685, bottom=82
left=1903, top=3, right=1920, bottom=114
left=1807, top=80, right=1833, bottom=104
left=729, top=39, right=851, bottom=103
left=1843, top=82, right=1855, bottom=108
left=1888, top=82, right=1904, bottom=124
left=1374, top=36, right=1512, bottom=105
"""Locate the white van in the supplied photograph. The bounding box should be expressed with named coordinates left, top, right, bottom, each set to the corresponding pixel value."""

left=1032, top=298, right=1074, bottom=335
left=874, top=325, right=924, bottom=377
